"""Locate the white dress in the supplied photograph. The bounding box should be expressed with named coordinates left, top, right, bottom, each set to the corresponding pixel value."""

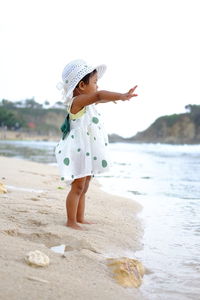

left=55, top=98, right=109, bottom=184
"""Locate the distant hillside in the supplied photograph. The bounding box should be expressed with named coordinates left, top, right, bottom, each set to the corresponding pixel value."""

left=1, top=99, right=200, bottom=144
left=108, top=134, right=127, bottom=143
left=128, top=105, right=200, bottom=144
left=0, top=99, right=66, bottom=136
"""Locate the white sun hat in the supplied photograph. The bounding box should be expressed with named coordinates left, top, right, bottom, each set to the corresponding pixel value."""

left=57, top=59, right=106, bottom=103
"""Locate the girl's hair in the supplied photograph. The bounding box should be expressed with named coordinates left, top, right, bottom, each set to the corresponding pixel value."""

left=75, top=69, right=97, bottom=88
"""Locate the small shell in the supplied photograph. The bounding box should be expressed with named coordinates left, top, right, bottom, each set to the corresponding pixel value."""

left=25, top=250, right=50, bottom=267
left=0, top=182, right=7, bottom=193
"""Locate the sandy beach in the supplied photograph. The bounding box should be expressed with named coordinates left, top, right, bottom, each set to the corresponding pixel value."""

left=0, top=129, right=58, bottom=142
left=0, top=156, right=145, bottom=300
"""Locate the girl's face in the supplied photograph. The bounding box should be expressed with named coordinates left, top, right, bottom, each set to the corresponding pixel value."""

left=82, top=73, right=98, bottom=94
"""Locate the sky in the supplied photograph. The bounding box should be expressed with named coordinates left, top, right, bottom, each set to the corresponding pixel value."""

left=0, top=0, right=200, bottom=137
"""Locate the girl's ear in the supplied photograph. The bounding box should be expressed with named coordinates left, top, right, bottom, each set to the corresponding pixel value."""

left=78, top=81, right=85, bottom=91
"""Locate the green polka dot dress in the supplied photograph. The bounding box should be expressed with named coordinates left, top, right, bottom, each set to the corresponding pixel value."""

left=55, top=98, right=109, bottom=184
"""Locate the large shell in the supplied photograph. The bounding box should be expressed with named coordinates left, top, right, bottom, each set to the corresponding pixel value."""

left=107, top=257, right=145, bottom=288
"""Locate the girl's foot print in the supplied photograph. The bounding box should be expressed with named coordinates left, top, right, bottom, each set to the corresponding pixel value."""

left=66, top=221, right=84, bottom=230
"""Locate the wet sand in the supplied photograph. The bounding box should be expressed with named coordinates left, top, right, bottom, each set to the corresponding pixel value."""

left=0, top=156, right=145, bottom=300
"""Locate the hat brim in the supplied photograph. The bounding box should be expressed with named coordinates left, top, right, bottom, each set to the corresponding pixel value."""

left=95, top=64, right=107, bottom=80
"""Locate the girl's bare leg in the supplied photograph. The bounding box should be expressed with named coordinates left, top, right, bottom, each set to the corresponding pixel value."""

left=77, top=176, right=93, bottom=224
left=66, top=177, right=86, bottom=230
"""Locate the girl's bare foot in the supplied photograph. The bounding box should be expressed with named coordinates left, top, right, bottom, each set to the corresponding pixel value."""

left=66, top=221, right=84, bottom=230
left=77, top=220, right=95, bottom=224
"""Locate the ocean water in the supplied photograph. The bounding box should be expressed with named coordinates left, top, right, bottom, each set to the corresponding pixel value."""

left=0, top=140, right=200, bottom=300
left=98, top=143, right=200, bottom=300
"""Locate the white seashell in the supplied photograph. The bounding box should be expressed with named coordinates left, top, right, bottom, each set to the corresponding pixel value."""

left=25, top=250, right=50, bottom=267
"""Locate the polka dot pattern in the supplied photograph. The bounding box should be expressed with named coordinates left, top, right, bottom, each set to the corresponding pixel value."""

left=102, top=160, right=108, bottom=168
left=63, top=157, right=70, bottom=166
left=55, top=102, right=109, bottom=183
left=92, top=117, right=99, bottom=124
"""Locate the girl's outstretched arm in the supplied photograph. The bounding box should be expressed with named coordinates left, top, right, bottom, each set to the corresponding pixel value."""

left=71, top=86, right=138, bottom=114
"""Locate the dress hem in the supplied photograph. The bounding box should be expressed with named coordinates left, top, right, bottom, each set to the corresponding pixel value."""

left=63, top=170, right=109, bottom=185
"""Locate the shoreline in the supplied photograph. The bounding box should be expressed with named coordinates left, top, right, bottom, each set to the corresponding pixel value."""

left=0, top=156, right=145, bottom=300
left=1, top=130, right=200, bottom=146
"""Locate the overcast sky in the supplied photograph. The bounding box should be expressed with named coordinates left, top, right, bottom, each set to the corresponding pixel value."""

left=1, top=0, right=200, bottom=137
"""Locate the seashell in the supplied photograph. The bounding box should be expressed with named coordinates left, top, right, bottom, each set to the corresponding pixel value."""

left=0, top=182, right=7, bottom=194
left=107, top=257, right=145, bottom=288
left=25, top=250, right=50, bottom=267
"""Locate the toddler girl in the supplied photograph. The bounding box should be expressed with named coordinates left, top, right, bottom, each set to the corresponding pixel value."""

left=55, top=59, right=138, bottom=230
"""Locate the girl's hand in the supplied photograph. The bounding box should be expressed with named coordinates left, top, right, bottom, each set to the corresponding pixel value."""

left=121, top=85, right=138, bottom=101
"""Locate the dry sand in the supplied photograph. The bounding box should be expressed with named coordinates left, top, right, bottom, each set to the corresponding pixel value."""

left=0, top=156, right=145, bottom=300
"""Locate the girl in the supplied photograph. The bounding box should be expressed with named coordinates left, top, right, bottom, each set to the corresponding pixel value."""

left=55, top=59, right=138, bottom=230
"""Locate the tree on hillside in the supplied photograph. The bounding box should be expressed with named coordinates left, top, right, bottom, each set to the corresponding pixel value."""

left=1, top=99, right=15, bottom=108
left=185, top=104, right=200, bottom=114
left=185, top=104, right=200, bottom=126
left=24, top=98, right=43, bottom=109
left=0, top=107, right=25, bottom=129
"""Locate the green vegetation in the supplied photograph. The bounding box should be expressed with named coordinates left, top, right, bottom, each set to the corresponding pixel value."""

left=154, top=114, right=181, bottom=128
left=0, top=98, right=66, bottom=135
left=151, top=104, right=200, bottom=129
left=0, top=107, right=26, bottom=129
